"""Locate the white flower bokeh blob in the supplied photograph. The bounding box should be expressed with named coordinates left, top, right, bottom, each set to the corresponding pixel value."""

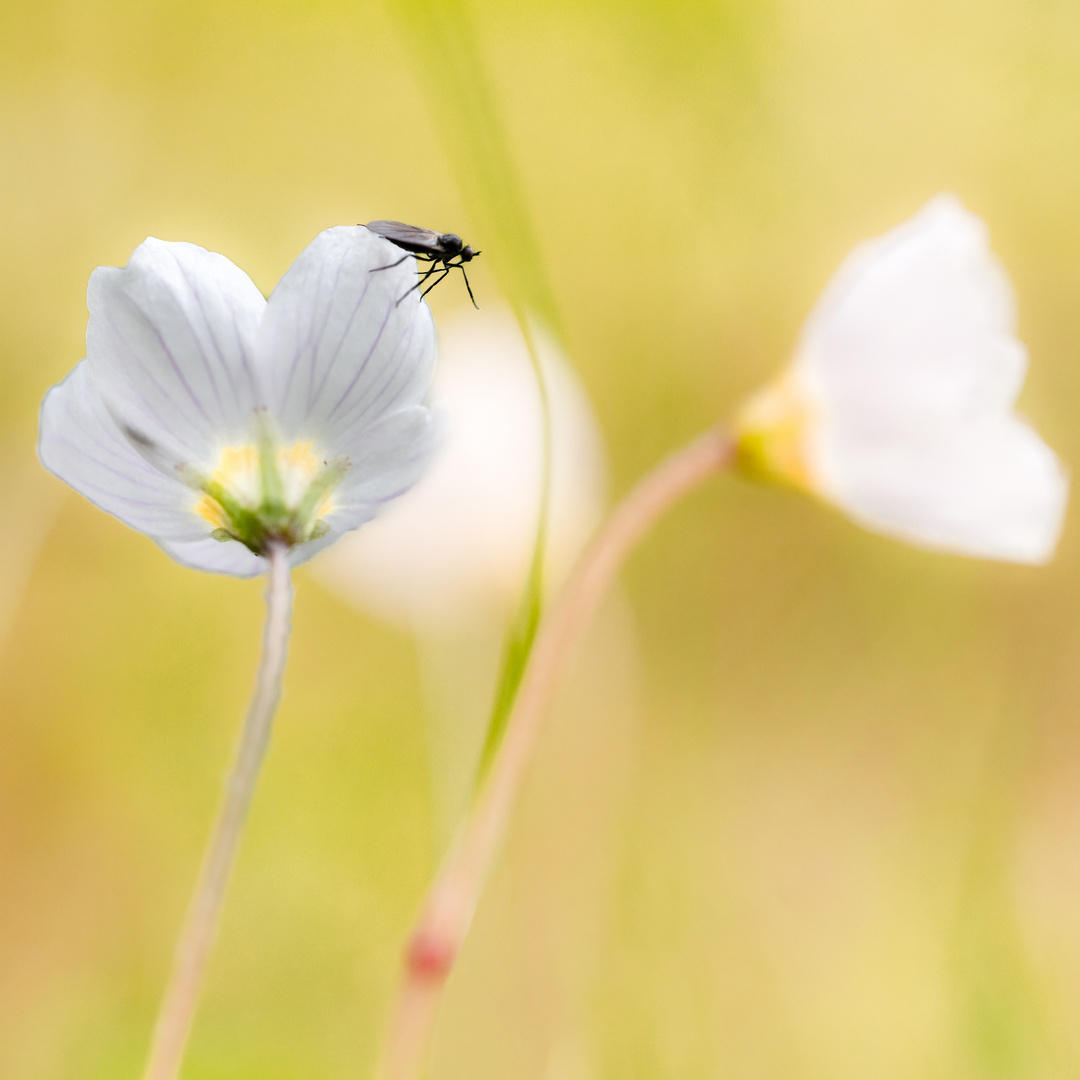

left=312, top=307, right=607, bottom=631
left=737, top=195, right=1068, bottom=563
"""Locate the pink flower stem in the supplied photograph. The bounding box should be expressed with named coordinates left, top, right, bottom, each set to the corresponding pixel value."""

left=375, top=426, right=736, bottom=1080
left=141, top=541, right=294, bottom=1080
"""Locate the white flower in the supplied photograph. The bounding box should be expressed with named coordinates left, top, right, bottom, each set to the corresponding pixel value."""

left=312, top=307, right=607, bottom=630
left=736, top=194, right=1068, bottom=563
left=38, top=227, right=437, bottom=576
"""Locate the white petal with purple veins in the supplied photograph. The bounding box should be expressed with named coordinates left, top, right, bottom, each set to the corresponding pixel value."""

left=38, top=360, right=207, bottom=541
left=86, top=237, right=267, bottom=463
left=40, top=228, right=438, bottom=578
left=258, top=227, right=436, bottom=451
left=324, top=406, right=438, bottom=533
left=313, top=309, right=607, bottom=629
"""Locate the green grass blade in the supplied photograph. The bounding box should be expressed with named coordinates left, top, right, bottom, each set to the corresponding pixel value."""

left=391, top=0, right=562, bottom=786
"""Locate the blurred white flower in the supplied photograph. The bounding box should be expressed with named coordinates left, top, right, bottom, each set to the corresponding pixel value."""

left=737, top=194, right=1068, bottom=563
left=38, top=227, right=436, bottom=576
left=313, top=307, right=607, bottom=630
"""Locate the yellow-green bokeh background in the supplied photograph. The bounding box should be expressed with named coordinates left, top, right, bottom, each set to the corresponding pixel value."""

left=5, top=1, right=1080, bottom=1077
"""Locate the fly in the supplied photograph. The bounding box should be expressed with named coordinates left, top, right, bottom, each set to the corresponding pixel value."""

left=364, top=220, right=481, bottom=309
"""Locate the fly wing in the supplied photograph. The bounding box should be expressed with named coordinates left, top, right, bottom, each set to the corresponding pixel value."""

left=364, top=220, right=445, bottom=255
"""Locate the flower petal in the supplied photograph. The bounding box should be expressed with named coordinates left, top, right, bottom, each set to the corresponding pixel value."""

left=257, top=226, right=436, bottom=454
left=286, top=530, right=342, bottom=568
left=737, top=195, right=1068, bottom=564
left=311, top=308, right=608, bottom=630
left=86, top=237, right=267, bottom=464
left=156, top=536, right=267, bottom=577
left=158, top=530, right=339, bottom=577
left=798, top=195, right=1026, bottom=440
left=322, top=404, right=437, bottom=533
left=38, top=359, right=208, bottom=541
left=817, top=415, right=1069, bottom=564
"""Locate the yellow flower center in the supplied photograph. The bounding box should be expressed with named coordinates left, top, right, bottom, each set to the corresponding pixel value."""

left=195, top=440, right=334, bottom=527
left=189, top=415, right=350, bottom=555
left=734, top=371, right=819, bottom=490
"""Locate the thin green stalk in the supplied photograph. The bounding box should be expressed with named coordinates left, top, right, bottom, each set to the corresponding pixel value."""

left=392, top=0, right=561, bottom=328
left=141, top=542, right=293, bottom=1080
left=475, top=315, right=553, bottom=781
left=391, top=0, right=562, bottom=773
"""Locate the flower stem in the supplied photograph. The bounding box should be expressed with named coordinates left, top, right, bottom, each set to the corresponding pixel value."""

left=141, top=541, right=294, bottom=1080
left=374, top=426, right=736, bottom=1080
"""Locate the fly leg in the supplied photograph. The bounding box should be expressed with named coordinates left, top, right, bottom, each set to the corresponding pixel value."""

left=370, top=253, right=413, bottom=273
left=418, top=267, right=452, bottom=299
left=456, top=264, right=479, bottom=309
left=395, top=260, right=445, bottom=305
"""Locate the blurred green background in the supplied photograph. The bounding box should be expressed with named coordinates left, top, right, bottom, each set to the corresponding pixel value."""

left=4, top=0, right=1080, bottom=1077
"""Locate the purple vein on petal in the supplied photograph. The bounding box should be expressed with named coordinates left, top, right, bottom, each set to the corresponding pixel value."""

left=304, top=252, right=336, bottom=408
left=120, top=292, right=214, bottom=436
left=317, top=292, right=394, bottom=426
left=54, top=434, right=181, bottom=502
left=69, top=441, right=165, bottom=491
left=137, top=304, right=214, bottom=428
left=227, top=305, right=260, bottom=407
left=172, top=249, right=236, bottom=416
left=58, top=440, right=200, bottom=525
left=74, top=424, right=181, bottom=490
left=278, top=255, right=323, bottom=407
left=362, top=314, right=419, bottom=419
left=55, top=408, right=186, bottom=490
left=305, top=252, right=357, bottom=414
left=324, top=310, right=418, bottom=437
left=335, top=337, right=410, bottom=436
left=301, top=259, right=329, bottom=411
left=277, top=301, right=304, bottom=407
left=101, top=310, right=200, bottom=448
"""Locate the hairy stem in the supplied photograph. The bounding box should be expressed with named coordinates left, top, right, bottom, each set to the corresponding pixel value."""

left=375, top=427, right=736, bottom=1080
left=141, top=542, right=294, bottom=1080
